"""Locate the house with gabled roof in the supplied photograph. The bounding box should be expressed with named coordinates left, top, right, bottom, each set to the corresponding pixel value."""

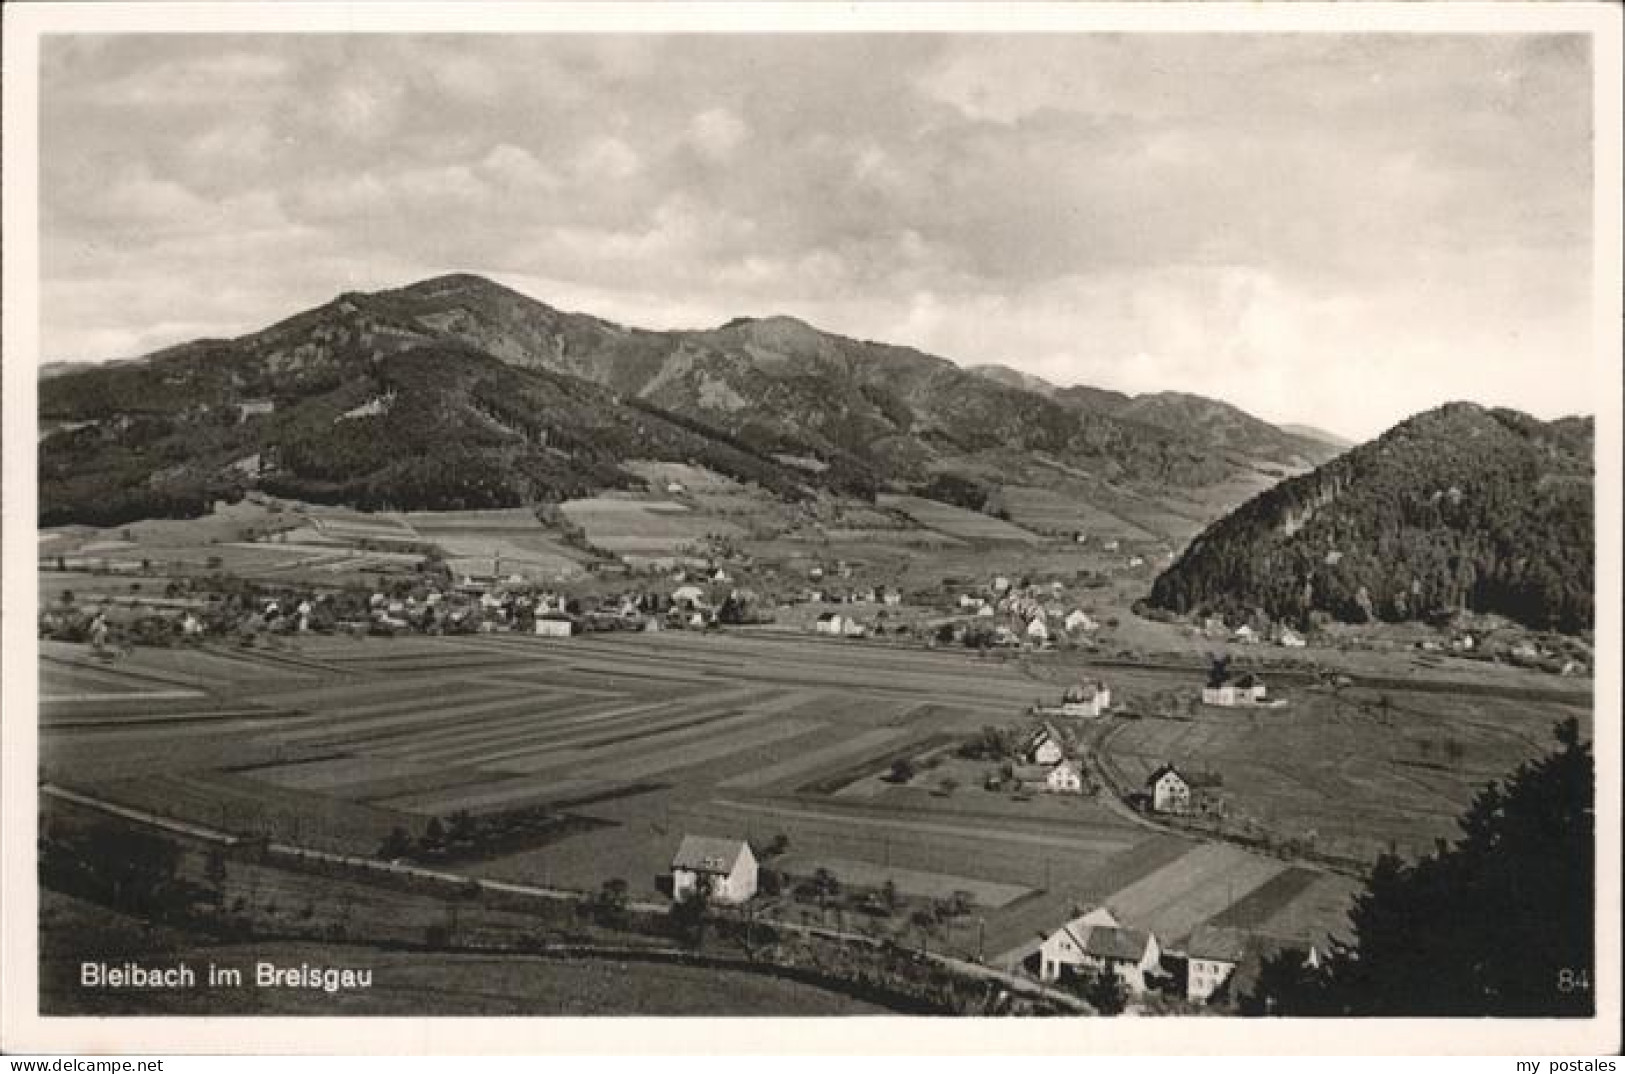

left=1184, top=924, right=1250, bottom=1002
left=1064, top=609, right=1099, bottom=633
left=1182, top=927, right=1327, bottom=1007
left=1038, top=906, right=1163, bottom=993
left=1011, top=758, right=1083, bottom=795
left=1146, top=763, right=1192, bottom=814
left=1024, top=723, right=1066, bottom=766
left=670, top=835, right=758, bottom=904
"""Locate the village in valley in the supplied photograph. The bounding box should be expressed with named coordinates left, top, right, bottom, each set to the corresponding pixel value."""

left=36, top=477, right=1593, bottom=1016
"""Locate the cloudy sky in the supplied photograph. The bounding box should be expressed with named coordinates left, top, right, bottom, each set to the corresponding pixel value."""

left=40, top=33, right=1593, bottom=439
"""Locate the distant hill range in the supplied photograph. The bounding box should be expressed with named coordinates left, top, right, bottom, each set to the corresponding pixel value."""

left=969, top=366, right=1338, bottom=469
left=1148, top=403, right=1594, bottom=633
left=39, top=273, right=1347, bottom=529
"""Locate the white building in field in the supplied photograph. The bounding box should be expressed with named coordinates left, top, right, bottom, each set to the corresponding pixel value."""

left=1045, top=759, right=1084, bottom=794
left=1038, top=906, right=1163, bottom=993
left=671, top=584, right=707, bottom=609
left=1147, top=764, right=1192, bottom=814
left=534, top=614, right=574, bottom=638
left=814, top=612, right=847, bottom=636
left=1202, top=673, right=1267, bottom=707
left=1278, top=628, right=1307, bottom=648
left=1025, top=724, right=1066, bottom=766
left=671, top=835, right=758, bottom=904
left=1064, top=609, right=1099, bottom=633
left=1026, top=616, right=1051, bottom=643
left=1061, top=681, right=1112, bottom=718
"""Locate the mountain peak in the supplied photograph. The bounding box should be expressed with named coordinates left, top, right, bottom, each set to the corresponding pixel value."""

left=403, top=271, right=500, bottom=291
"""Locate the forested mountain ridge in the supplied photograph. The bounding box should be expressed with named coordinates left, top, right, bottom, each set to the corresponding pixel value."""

left=1147, top=403, right=1594, bottom=633
left=40, top=273, right=1343, bottom=527
left=968, top=368, right=1335, bottom=468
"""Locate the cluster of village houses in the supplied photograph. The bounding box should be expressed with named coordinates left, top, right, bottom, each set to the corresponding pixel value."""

left=944, top=575, right=1103, bottom=647
left=812, top=573, right=1106, bottom=646
left=664, top=829, right=1314, bottom=1009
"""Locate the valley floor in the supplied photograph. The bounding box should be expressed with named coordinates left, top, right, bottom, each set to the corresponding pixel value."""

left=36, top=624, right=1590, bottom=1015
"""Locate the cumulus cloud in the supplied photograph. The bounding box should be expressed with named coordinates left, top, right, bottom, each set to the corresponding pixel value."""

left=36, top=32, right=1596, bottom=439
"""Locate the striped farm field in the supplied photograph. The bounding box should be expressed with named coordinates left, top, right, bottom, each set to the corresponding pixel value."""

left=43, top=627, right=1372, bottom=960
left=243, top=754, right=446, bottom=792
left=997, top=485, right=1157, bottom=540
left=1098, top=842, right=1288, bottom=946
left=876, top=495, right=1044, bottom=543
left=718, top=726, right=917, bottom=790
left=560, top=496, right=746, bottom=552
left=380, top=776, right=609, bottom=817
left=1205, top=867, right=1321, bottom=929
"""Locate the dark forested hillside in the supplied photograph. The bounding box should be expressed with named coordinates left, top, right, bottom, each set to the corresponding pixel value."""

left=1147, top=403, right=1594, bottom=633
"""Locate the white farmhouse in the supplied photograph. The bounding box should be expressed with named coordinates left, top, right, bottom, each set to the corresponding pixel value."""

left=814, top=612, right=848, bottom=636
left=1184, top=925, right=1248, bottom=1003
left=671, top=835, right=758, bottom=904
left=534, top=614, right=574, bottom=638
left=1045, top=759, right=1084, bottom=794
left=1038, top=906, right=1163, bottom=993
left=1202, top=673, right=1267, bottom=707
left=1026, top=616, right=1051, bottom=643
left=1146, top=764, right=1192, bottom=814
left=1025, top=724, right=1066, bottom=766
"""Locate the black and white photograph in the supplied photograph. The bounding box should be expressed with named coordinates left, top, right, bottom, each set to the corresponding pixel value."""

left=2, top=1, right=1619, bottom=1056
